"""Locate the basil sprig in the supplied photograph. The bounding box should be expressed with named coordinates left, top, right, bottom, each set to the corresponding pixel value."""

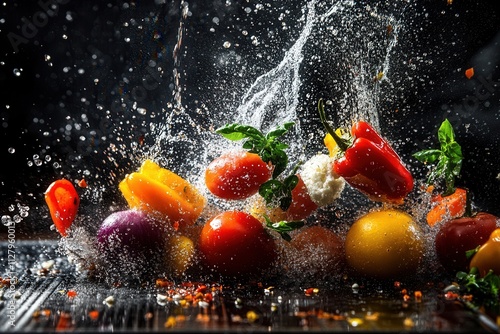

left=413, top=119, right=463, bottom=196
left=216, top=122, right=305, bottom=239
left=216, top=122, right=294, bottom=178
left=216, top=122, right=300, bottom=211
left=456, top=267, right=500, bottom=316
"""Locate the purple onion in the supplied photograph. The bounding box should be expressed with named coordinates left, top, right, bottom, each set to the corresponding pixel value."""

left=96, top=209, right=167, bottom=281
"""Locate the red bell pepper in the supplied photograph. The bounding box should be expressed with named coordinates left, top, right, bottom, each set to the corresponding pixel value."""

left=318, top=99, right=413, bottom=204
left=45, top=179, right=80, bottom=237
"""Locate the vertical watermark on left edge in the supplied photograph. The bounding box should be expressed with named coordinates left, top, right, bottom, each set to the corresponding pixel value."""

left=4, top=216, right=18, bottom=327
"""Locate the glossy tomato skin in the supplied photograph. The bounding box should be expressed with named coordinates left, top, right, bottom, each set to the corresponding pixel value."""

left=285, top=174, right=318, bottom=221
left=205, top=150, right=272, bottom=200
left=435, top=212, right=498, bottom=273
left=199, top=211, right=277, bottom=278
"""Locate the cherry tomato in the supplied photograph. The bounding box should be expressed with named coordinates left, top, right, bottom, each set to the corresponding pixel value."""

left=199, top=210, right=277, bottom=278
left=434, top=212, right=498, bottom=273
left=289, top=226, right=344, bottom=278
left=44, top=179, right=80, bottom=237
left=285, top=174, right=318, bottom=221
left=205, top=150, right=272, bottom=200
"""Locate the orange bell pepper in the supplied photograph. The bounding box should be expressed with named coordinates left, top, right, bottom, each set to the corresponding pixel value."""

left=469, top=228, right=500, bottom=277
left=119, top=159, right=206, bottom=228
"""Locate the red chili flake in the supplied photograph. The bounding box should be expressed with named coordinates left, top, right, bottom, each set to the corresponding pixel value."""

left=394, top=281, right=401, bottom=289
left=462, top=294, right=473, bottom=302
left=138, top=135, right=145, bottom=146
left=465, top=67, right=474, bottom=79
left=401, top=288, right=408, bottom=295
left=88, top=310, right=99, bottom=321
left=403, top=294, right=411, bottom=302
left=204, top=293, right=213, bottom=303
left=56, top=311, right=73, bottom=330
left=66, top=290, right=77, bottom=298
left=156, top=278, right=172, bottom=288
left=196, top=285, right=208, bottom=294
left=78, top=179, right=88, bottom=188
left=444, top=291, right=459, bottom=300
left=414, top=291, right=422, bottom=303
left=173, top=221, right=180, bottom=231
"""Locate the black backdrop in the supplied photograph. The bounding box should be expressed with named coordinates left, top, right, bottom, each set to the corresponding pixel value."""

left=1, top=0, right=499, bottom=237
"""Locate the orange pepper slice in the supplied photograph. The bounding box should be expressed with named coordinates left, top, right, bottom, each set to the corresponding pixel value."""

left=44, top=179, right=80, bottom=237
left=119, top=159, right=206, bottom=228
left=465, top=67, right=474, bottom=79
left=426, top=187, right=467, bottom=227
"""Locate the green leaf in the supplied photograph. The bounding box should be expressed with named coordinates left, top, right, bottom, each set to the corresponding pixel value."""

left=465, top=246, right=480, bottom=259
left=456, top=267, right=500, bottom=315
left=438, top=118, right=455, bottom=147
left=216, top=124, right=265, bottom=142
left=413, top=149, right=442, bottom=163
left=264, top=215, right=305, bottom=241
left=266, top=122, right=295, bottom=140
left=413, top=119, right=463, bottom=193
left=270, top=149, right=288, bottom=179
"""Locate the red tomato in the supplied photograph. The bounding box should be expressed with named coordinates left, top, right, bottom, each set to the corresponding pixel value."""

left=435, top=212, right=498, bottom=273
left=199, top=211, right=277, bottom=277
left=44, top=179, right=80, bottom=237
left=289, top=226, right=344, bottom=278
left=205, top=150, right=272, bottom=200
left=285, top=174, right=318, bottom=221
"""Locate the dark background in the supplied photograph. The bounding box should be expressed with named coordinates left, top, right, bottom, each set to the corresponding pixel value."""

left=1, top=0, right=499, bottom=238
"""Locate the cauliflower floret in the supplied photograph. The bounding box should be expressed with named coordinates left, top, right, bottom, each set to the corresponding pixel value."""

left=300, top=153, right=345, bottom=207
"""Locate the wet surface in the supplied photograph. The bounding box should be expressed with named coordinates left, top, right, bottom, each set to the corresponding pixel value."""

left=0, top=240, right=498, bottom=333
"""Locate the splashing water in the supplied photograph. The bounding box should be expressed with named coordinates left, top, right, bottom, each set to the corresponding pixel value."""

left=3, top=0, right=499, bottom=285
left=147, top=0, right=410, bottom=186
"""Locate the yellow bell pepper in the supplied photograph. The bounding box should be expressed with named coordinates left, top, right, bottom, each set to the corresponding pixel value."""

left=119, top=159, right=206, bottom=228
left=469, top=228, right=500, bottom=277
left=324, top=128, right=350, bottom=157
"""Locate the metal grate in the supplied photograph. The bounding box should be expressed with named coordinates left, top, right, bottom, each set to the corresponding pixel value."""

left=1, top=240, right=497, bottom=333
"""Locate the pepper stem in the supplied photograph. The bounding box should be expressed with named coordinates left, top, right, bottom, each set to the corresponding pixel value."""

left=318, top=99, right=350, bottom=152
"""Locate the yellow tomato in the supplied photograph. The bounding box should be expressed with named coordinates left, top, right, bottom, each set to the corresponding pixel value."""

left=165, top=234, right=196, bottom=276
left=345, top=209, right=424, bottom=280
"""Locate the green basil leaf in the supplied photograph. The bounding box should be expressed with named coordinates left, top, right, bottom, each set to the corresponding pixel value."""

left=216, top=124, right=265, bottom=142
left=259, top=179, right=283, bottom=204
left=264, top=216, right=304, bottom=242
left=271, top=150, right=288, bottom=178
left=438, top=118, right=455, bottom=147
left=413, top=149, right=442, bottom=163
left=266, top=122, right=295, bottom=140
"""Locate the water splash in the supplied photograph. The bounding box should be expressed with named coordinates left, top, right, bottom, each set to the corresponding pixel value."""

left=234, top=1, right=317, bottom=131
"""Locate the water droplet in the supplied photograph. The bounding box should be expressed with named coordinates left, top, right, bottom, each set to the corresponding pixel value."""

left=223, top=41, right=231, bottom=48
left=13, top=68, right=21, bottom=76
left=1, top=215, right=13, bottom=227
left=7, top=147, right=15, bottom=154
